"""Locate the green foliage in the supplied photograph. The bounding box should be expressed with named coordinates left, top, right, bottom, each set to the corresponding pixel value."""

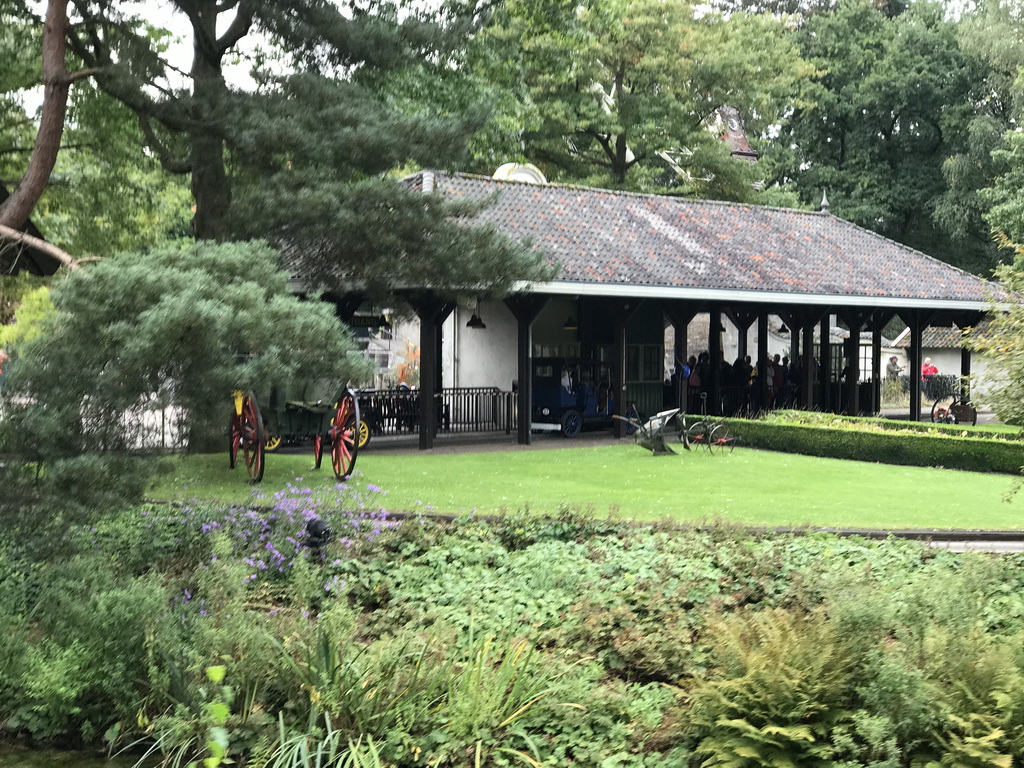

left=965, top=265, right=1024, bottom=428
left=0, top=282, right=52, bottom=347
left=688, top=609, right=853, bottom=767
left=723, top=415, right=1024, bottom=474
left=772, top=0, right=1010, bottom=275
left=13, top=501, right=1024, bottom=765
left=472, top=0, right=813, bottom=194
left=0, top=241, right=371, bottom=500
left=38, top=84, right=192, bottom=259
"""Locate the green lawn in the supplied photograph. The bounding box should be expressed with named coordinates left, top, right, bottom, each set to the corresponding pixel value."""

left=148, top=444, right=1024, bottom=530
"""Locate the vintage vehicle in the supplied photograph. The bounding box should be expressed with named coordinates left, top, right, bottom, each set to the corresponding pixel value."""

left=532, top=357, right=617, bottom=437
left=228, top=383, right=359, bottom=483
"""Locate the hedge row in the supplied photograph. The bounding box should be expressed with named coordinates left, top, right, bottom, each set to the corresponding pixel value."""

left=724, top=417, right=1024, bottom=474
left=770, top=409, right=1024, bottom=441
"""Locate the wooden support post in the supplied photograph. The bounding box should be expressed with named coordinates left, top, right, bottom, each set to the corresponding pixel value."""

left=961, top=346, right=972, bottom=400
left=908, top=313, right=924, bottom=422
left=801, top=322, right=815, bottom=409
left=954, top=312, right=982, bottom=401
left=757, top=312, right=769, bottom=413
left=840, top=310, right=869, bottom=416
left=871, top=324, right=883, bottom=414
left=709, top=307, right=723, bottom=415
left=407, top=293, right=455, bottom=449
left=505, top=295, right=549, bottom=445
left=725, top=308, right=756, bottom=361
left=819, top=315, right=832, bottom=412
left=666, top=304, right=698, bottom=412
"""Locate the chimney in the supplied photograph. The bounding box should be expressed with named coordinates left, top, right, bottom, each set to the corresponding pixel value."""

left=422, top=170, right=435, bottom=193
left=820, top=190, right=830, bottom=213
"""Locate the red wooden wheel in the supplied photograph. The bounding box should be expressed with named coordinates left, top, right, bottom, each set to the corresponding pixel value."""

left=330, top=390, right=359, bottom=480
left=229, top=391, right=265, bottom=482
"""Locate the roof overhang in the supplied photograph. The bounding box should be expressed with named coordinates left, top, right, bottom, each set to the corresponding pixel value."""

left=516, top=280, right=994, bottom=312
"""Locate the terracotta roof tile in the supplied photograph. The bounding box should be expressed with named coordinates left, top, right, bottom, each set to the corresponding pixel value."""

left=418, top=172, right=999, bottom=305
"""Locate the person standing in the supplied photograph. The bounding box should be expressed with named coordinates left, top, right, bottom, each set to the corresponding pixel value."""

left=886, top=356, right=904, bottom=380
left=921, top=357, right=938, bottom=399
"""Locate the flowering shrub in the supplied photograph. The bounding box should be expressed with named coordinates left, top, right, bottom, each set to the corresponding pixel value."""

left=200, top=473, right=400, bottom=584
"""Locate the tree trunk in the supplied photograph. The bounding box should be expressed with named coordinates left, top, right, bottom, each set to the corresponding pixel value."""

left=188, top=1, right=232, bottom=241
left=0, top=0, right=73, bottom=230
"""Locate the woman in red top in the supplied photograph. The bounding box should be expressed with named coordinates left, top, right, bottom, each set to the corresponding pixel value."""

left=921, top=357, right=938, bottom=400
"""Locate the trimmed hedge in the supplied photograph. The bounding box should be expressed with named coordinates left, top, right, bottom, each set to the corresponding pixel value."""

left=771, top=409, right=1024, bottom=441
left=724, top=417, right=1024, bottom=474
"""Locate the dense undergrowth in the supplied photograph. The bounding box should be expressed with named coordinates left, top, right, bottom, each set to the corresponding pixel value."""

left=4, top=477, right=1024, bottom=767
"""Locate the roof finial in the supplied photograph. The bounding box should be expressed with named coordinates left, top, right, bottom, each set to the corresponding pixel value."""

left=820, top=189, right=830, bottom=213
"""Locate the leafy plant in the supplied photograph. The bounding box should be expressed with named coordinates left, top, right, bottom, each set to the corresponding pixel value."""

left=688, top=608, right=853, bottom=767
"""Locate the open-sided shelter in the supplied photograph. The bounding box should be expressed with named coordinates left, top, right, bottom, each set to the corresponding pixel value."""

left=325, top=170, right=1001, bottom=447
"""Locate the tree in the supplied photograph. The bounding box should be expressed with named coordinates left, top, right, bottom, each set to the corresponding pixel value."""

left=468, top=0, right=814, bottom=197
left=36, top=83, right=192, bottom=259
left=770, top=0, right=1010, bottom=275
left=965, top=258, right=1024, bottom=427
left=1, top=2, right=190, bottom=262
left=68, top=0, right=551, bottom=294
left=0, top=0, right=552, bottom=298
left=0, top=240, right=372, bottom=473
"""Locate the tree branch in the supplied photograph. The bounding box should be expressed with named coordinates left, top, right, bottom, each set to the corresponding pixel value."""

left=138, top=114, right=192, bottom=174
left=0, top=224, right=81, bottom=270
left=67, top=66, right=100, bottom=84
left=216, top=1, right=253, bottom=56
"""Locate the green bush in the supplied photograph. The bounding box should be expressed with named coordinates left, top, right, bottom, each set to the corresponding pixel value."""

left=14, top=505, right=1024, bottom=766
left=687, top=608, right=853, bottom=767
left=724, top=417, right=1024, bottom=473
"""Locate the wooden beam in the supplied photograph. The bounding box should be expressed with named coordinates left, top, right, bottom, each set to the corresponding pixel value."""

left=407, top=292, right=456, bottom=449
left=505, top=295, right=550, bottom=445
left=757, top=312, right=769, bottom=413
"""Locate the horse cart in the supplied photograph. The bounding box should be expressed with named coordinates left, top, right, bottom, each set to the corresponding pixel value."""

left=228, top=383, right=360, bottom=483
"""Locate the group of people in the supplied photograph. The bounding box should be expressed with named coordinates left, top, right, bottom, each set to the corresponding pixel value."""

left=671, top=351, right=943, bottom=413
left=670, top=351, right=799, bottom=414
left=885, top=355, right=938, bottom=381
left=886, top=354, right=943, bottom=398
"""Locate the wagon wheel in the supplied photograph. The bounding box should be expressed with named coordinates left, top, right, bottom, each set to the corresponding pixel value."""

left=708, top=424, right=735, bottom=455
left=265, top=435, right=283, bottom=452
left=229, top=390, right=265, bottom=482
left=686, top=421, right=711, bottom=450
left=330, top=390, right=360, bottom=480
left=357, top=418, right=372, bottom=449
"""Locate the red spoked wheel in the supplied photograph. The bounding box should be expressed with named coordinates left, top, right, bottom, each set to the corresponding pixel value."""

left=330, top=390, right=360, bottom=480
left=229, top=390, right=265, bottom=482
left=708, top=424, right=736, bottom=455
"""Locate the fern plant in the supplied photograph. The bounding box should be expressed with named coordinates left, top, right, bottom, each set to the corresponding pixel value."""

left=688, top=608, right=852, bottom=767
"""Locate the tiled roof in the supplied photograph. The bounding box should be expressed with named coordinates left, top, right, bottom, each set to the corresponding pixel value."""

left=410, top=171, right=1001, bottom=308
left=892, top=324, right=987, bottom=349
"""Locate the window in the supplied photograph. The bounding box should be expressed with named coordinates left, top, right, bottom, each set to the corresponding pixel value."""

left=626, top=344, right=664, bottom=383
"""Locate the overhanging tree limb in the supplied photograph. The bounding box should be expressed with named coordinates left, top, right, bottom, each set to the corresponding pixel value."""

left=0, top=224, right=82, bottom=270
